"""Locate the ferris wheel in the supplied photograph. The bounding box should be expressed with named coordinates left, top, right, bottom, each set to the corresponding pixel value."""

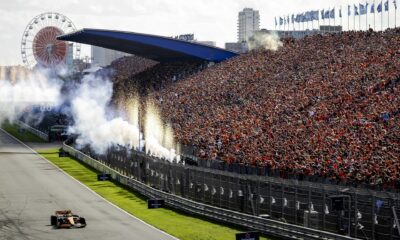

left=21, top=12, right=81, bottom=69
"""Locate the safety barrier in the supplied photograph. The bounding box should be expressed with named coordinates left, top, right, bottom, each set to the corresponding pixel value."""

left=62, top=142, right=358, bottom=240
left=16, top=120, right=49, bottom=142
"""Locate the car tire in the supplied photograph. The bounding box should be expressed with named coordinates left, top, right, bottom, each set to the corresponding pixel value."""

left=50, top=215, right=57, bottom=226
left=80, top=217, right=86, bottom=226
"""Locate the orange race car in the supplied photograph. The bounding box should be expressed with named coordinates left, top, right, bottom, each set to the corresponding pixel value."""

left=50, top=210, right=87, bottom=229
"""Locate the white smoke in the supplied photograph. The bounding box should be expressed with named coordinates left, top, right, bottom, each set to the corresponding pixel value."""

left=247, top=31, right=283, bottom=51
left=144, top=101, right=179, bottom=161
left=0, top=64, right=179, bottom=161
left=0, top=68, right=62, bottom=124
left=69, top=74, right=179, bottom=161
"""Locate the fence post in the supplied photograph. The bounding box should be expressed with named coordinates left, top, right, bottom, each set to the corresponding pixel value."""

left=256, top=176, right=260, bottom=216
left=219, top=172, right=222, bottom=208
left=269, top=180, right=272, bottom=217
left=372, top=193, right=376, bottom=240
left=295, top=186, right=298, bottom=225
left=308, top=186, right=311, bottom=228
left=323, top=188, right=326, bottom=231
left=390, top=199, right=394, bottom=240
left=354, top=192, right=358, bottom=238
left=281, top=184, right=285, bottom=220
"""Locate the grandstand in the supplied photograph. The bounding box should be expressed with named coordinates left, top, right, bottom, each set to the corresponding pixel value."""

left=94, top=28, right=400, bottom=189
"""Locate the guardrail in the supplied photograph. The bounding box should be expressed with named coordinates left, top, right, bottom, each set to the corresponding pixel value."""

left=16, top=120, right=49, bottom=142
left=62, top=142, right=358, bottom=240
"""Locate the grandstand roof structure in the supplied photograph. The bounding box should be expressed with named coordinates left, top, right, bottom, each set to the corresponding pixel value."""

left=57, top=28, right=238, bottom=63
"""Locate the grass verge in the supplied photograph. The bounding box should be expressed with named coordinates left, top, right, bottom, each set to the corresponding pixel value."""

left=38, top=149, right=271, bottom=240
left=1, top=122, right=45, bottom=143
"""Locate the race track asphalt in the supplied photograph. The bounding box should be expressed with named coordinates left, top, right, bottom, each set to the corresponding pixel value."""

left=0, top=129, right=177, bottom=240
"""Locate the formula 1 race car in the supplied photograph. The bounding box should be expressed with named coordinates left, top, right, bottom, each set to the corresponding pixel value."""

left=50, top=210, right=87, bottom=229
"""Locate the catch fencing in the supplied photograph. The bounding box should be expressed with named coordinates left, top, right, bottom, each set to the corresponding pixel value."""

left=65, top=142, right=400, bottom=240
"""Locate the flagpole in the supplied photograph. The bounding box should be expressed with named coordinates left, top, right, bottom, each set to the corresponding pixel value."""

left=366, top=0, right=368, bottom=30
left=341, top=6, right=343, bottom=29
left=388, top=1, right=390, bottom=29
left=374, top=0, right=376, bottom=30
left=348, top=6, right=350, bottom=31
left=358, top=4, right=361, bottom=31
left=334, top=8, right=336, bottom=27
left=382, top=1, right=384, bottom=31
left=354, top=6, right=356, bottom=30
left=329, top=8, right=331, bottom=32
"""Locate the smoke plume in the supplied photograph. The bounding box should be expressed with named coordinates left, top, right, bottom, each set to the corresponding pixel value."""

left=0, top=67, right=62, bottom=124
left=69, top=74, right=179, bottom=161
left=247, top=31, right=283, bottom=51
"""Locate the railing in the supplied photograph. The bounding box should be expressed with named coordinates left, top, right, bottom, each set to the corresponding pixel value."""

left=62, top=142, right=358, bottom=240
left=16, top=120, right=49, bottom=142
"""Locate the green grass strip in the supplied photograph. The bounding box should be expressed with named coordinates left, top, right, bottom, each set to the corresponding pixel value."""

left=1, top=122, right=45, bottom=143
left=38, top=149, right=271, bottom=240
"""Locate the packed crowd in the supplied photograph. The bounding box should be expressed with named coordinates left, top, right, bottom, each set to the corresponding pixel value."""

left=99, top=55, right=157, bottom=84
left=148, top=29, right=400, bottom=187
left=111, top=59, right=207, bottom=110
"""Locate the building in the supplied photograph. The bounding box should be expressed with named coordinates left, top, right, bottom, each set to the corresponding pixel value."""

left=91, top=46, right=130, bottom=67
left=225, top=42, right=248, bottom=54
left=238, top=8, right=260, bottom=42
left=254, top=25, right=343, bottom=41
left=196, top=41, right=216, bottom=47
left=66, top=43, right=74, bottom=70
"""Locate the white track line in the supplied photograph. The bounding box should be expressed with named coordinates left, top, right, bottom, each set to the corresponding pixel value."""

left=0, top=128, right=179, bottom=240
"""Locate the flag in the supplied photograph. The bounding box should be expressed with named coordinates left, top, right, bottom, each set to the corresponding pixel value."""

left=360, top=3, right=367, bottom=15
left=325, top=9, right=330, bottom=19
left=330, top=8, right=335, bottom=18
left=295, top=13, right=300, bottom=22
left=321, top=9, right=325, bottom=19
left=313, top=10, right=319, bottom=20
left=306, top=11, right=311, bottom=21
left=385, top=0, right=389, bottom=11
left=348, top=5, right=352, bottom=16
left=291, top=14, right=294, bottom=23
left=287, top=15, right=290, bottom=24
left=259, top=195, right=264, bottom=204
left=275, top=17, right=277, bottom=26
left=371, top=3, right=375, bottom=13
left=394, top=0, right=398, bottom=9
left=279, top=17, right=284, bottom=25
left=305, top=11, right=310, bottom=21
left=271, top=197, right=276, bottom=204
left=296, top=201, right=300, bottom=210
left=378, top=2, right=383, bottom=12
left=339, top=8, right=342, bottom=18
left=301, top=12, right=306, bottom=22
left=355, top=5, right=360, bottom=15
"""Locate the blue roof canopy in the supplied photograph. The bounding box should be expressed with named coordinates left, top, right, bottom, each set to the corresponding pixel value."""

left=57, top=28, right=238, bottom=63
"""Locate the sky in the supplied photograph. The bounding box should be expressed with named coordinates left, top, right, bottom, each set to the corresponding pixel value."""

left=0, top=0, right=398, bottom=66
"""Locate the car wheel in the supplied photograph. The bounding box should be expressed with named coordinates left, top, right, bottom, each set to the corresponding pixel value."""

left=80, top=217, right=86, bottom=226
left=50, top=215, right=57, bottom=226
